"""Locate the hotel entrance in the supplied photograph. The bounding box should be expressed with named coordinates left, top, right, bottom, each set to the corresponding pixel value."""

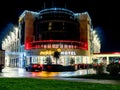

left=25, top=55, right=89, bottom=66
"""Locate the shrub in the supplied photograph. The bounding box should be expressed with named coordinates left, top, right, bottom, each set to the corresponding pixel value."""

left=106, top=63, right=120, bottom=75
left=93, top=63, right=106, bottom=74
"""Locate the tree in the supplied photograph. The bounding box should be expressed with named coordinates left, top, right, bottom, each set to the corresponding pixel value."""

left=92, top=59, right=106, bottom=74
left=70, top=58, right=75, bottom=65
left=106, top=63, right=120, bottom=75
left=53, top=51, right=60, bottom=64
left=46, top=56, right=52, bottom=65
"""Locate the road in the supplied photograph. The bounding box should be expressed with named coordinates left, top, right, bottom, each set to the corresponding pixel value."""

left=1, top=67, right=120, bottom=85
left=0, top=67, right=95, bottom=78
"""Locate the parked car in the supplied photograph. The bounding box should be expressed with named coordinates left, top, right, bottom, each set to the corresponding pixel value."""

left=42, top=64, right=63, bottom=72
left=25, top=63, right=43, bottom=72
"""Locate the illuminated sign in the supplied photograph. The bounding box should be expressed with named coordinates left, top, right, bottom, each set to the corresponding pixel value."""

left=57, top=48, right=61, bottom=52
left=40, top=50, right=54, bottom=55
left=61, top=51, right=76, bottom=55
left=40, top=50, right=76, bottom=55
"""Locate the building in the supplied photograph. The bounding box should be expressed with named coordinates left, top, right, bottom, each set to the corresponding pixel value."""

left=93, top=52, right=120, bottom=65
left=2, top=27, right=20, bottom=67
left=2, top=8, right=101, bottom=68
left=0, top=48, right=5, bottom=70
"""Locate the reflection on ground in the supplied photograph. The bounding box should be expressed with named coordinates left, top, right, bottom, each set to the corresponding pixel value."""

left=31, top=71, right=60, bottom=77
left=0, top=67, right=96, bottom=78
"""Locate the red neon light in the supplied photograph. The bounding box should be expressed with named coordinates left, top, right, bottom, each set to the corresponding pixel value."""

left=113, top=52, right=120, bottom=54
left=84, top=42, right=88, bottom=50
left=25, top=42, right=29, bottom=50
left=25, top=42, right=32, bottom=50
left=25, top=40, right=88, bottom=50
left=31, top=40, right=83, bottom=44
left=94, top=52, right=120, bottom=54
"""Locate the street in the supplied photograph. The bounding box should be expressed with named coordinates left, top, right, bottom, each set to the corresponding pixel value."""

left=1, top=67, right=120, bottom=85
left=0, top=67, right=95, bottom=78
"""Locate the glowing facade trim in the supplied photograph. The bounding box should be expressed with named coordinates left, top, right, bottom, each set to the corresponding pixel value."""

left=39, top=8, right=74, bottom=15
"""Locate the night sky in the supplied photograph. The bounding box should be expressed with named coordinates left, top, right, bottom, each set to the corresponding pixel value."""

left=0, top=0, right=119, bottom=52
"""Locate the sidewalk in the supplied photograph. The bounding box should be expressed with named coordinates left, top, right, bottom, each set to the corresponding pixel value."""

left=46, top=77, right=120, bottom=85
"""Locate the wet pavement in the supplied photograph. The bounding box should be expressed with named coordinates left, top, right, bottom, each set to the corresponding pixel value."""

left=0, top=67, right=95, bottom=78
left=0, top=67, right=120, bottom=85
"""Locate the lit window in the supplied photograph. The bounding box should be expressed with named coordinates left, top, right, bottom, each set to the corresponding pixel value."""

left=48, top=22, right=52, bottom=30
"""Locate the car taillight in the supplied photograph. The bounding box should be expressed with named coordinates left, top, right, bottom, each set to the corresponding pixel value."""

left=38, top=65, right=41, bottom=68
left=40, top=64, right=43, bottom=67
left=32, top=64, right=37, bottom=68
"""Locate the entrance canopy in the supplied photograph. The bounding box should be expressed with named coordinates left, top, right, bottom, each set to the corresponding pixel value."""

left=93, top=52, right=120, bottom=64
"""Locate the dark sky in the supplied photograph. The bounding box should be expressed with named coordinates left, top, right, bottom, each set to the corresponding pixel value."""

left=0, top=0, right=119, bottom=52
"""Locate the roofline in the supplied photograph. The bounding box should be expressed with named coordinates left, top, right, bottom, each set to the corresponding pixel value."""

left=94, top=52, right=120, bottom=55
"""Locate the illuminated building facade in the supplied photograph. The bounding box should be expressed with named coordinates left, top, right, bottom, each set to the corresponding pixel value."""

left=2, top=27, right=20, bottom=67
left=2, top=8, right=101, bottom=67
